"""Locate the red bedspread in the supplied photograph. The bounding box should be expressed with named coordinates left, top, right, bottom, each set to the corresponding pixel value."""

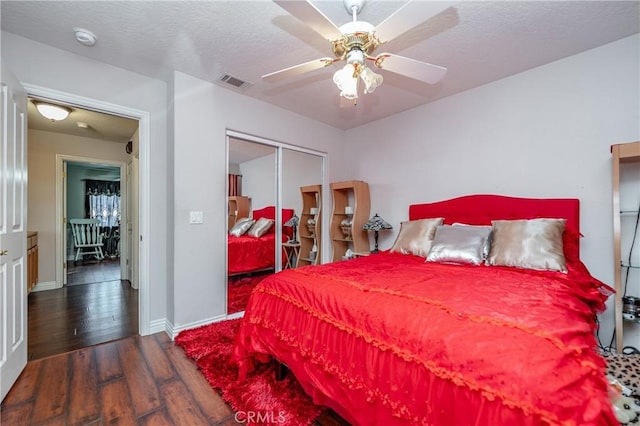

left=233, top=252, right=616, bottom=425
left=227, top=234, right=277, bottom=275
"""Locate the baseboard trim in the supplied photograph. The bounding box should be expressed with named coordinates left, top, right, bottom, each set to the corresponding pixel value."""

left=31, top=281, right=61, bottom=292
left=148, top=318, right=167, bottom=336
left=165, top=314, right=228, bottom=340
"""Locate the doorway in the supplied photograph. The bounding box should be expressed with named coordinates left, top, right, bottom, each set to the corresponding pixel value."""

left=65, top=161, right=123, bottom=286
left=26, top=94, right=142, bottom=359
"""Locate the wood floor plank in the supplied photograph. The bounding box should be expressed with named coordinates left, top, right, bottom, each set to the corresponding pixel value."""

left=31, top=354, right=69, bottom=423
left=67, top=348, right=100, bottom=426
left=137, top=408, right=175, bottom=426
left=0, top=401, right=33, bottom=425
left=1, top=359, right=41, bottom=405
left=160, top=379, right=210, bottom=425
left=139, top=332, right=176, bottom=384
left=163, top=341, right=234, bottom=423
left=116, top=337, right=161, bottom=416
left=100, top=379, right=137, bottom=425
left=95, top=339, right=124, bottom=384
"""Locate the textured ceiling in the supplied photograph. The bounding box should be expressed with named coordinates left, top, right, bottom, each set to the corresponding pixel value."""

left=2, top=1, right=639, bottom=132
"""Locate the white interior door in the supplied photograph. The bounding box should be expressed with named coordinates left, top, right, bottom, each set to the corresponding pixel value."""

left=0, top=65, right=28, bottom=401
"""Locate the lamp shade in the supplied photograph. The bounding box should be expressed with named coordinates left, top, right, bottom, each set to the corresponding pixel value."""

left=333, top=64, right=359, bottom=100
left=35, top=102, right=71, bottom=121
left=362, top=213, right=393, bottom=231
left=360, top=66, right=383, bottom=94
left=284, top=215, right=299, bottom=227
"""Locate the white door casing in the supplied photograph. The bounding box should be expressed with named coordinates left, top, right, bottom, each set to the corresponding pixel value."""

left=25, top=84, right=150, bottom=335
left=0, top=65, right=28, bottom=401
left=58, top=157, right=127, bottom=287
left=63, top=160, right=68, bottom=285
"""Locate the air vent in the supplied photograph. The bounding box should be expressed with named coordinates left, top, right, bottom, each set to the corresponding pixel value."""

left=217, top=73, right=253, bottom=90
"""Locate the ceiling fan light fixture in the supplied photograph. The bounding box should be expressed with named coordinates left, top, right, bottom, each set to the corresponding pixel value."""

left=333, top=64, right=359, bottom=100
left=360, top=66, right=383, bottom=94
left=35, top=102, right=71, bottom=121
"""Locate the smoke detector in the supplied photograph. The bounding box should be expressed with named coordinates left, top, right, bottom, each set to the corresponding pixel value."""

left=74, top=28, right=97, bottom=47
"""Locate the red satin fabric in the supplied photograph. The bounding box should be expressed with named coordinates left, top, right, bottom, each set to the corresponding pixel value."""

left=228, top=234, right=278, bottom=275
left=233, top=252, right=616, bottom=425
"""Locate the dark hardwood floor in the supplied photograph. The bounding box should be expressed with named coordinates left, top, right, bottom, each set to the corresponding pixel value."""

left=4, top=258, right=347, bottom=425
left=28, top=258, right=138, bottom=360
left=1, top=332, right=348, bottom=425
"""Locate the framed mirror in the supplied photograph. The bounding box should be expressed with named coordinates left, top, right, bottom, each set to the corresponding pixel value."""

left=226, top=132, right=325, bottom=316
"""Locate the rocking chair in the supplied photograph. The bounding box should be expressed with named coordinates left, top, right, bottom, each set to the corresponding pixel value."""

left=70, top=218, right=105, bottom=261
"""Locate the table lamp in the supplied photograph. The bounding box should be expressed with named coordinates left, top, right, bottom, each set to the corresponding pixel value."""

left=361, top=213, right=393, bottom=253
left=284, top=214, right=299, bottom=244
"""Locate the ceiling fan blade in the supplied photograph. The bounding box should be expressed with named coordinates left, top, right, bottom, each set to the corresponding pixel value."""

left=374, top=1, right=456, bottom=43
left=374, top=53, right=447, bottom=84
left=273, top=0, right=343, bottom=41
left=263, top=57, right=337, bottom=82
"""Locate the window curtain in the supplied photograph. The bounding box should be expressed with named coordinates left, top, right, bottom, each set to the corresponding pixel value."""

left=85, top=180, right=120, bottom=227
left=229, top=174, right=242, bottom=196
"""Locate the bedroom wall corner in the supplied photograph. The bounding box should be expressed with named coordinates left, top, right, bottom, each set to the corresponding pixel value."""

left=342, top=34, right=640, bottom=344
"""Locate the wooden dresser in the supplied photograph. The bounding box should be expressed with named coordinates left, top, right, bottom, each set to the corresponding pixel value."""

left=27, top=231, right=38, bottom=293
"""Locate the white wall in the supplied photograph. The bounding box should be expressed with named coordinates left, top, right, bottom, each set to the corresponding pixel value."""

left=241, top=152, right=276, bottom=212
left=27, top=129, right=130, bottom=283
left=171, top=71, right=344, bottom=329
left=343, top=34, right=640, bottom=346
left=282, top=149, right=324, bottom=216
left=3, top=32, right=169, bottom=325
left=239, top=149, right=323, bottom=216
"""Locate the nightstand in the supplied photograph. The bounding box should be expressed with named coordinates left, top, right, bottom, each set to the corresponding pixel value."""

left=282, top=241, right=301, bottom=269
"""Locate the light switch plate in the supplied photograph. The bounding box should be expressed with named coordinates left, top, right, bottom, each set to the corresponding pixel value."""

left=189, top=211, right=204, bottom=224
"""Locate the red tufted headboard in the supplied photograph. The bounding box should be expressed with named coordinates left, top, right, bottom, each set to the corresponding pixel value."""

left=409, top=194, right=580, bottom=257
left=252, top=206, right=295, bottom=238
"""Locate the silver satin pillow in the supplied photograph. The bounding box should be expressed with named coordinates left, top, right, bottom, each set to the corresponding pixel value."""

left=488, top=218, right=567, bottom=273
left=389, top=218, right=444, bottom=258
left=427, top=225, right=492, bottom=265
left=229, top=217, right=254, bottom=237
left=247, top=217, right=274, bottom=238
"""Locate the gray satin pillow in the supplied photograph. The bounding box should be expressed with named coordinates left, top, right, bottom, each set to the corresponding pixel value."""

left=229, top=217, right=254, bottom=237
left=453, top=223, right=493, bottom=260
left=247, top=217, right=274, bottom=238
left=488, top=218, right=567, bottom=272
left=427, top=224, right=492, bottom=265
left=389, top=218, right=444, bottom=258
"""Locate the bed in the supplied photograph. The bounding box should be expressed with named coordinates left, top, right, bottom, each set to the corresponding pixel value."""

left=233, top=194, right=617, bottom=425
left=228, top=206, right=294, bottom=276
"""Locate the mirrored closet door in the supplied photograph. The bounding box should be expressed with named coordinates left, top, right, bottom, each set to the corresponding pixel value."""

left=226, top=133, right=325, bottom=315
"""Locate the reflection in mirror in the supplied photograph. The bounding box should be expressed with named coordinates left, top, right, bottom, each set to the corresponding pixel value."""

left=227, top=137, right=277, bottom=315
left=282, top=149, right=323, bottom=268
left=226, top=136, right=325, bottom=316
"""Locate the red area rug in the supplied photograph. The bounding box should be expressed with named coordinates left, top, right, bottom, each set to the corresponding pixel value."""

left=175, top=318, right=323, bottom=425
left=227, top=272, right=272, bottom=314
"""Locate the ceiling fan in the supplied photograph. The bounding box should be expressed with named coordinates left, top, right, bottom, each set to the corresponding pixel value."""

left=263, top=0, right=453, bottom=103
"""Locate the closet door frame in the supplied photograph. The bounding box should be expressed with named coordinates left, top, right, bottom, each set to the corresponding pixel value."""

left=225, top=130, right=327, bottom=311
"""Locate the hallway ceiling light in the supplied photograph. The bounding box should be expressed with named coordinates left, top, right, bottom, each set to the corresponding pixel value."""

left=34, top=102, right=72, bottom=122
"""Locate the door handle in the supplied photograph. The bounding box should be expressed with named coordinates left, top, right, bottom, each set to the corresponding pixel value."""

left=0, top=250, right=8, bottom=256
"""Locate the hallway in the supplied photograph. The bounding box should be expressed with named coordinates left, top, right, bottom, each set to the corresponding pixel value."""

left=28, top=259, right=138, bottom=360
